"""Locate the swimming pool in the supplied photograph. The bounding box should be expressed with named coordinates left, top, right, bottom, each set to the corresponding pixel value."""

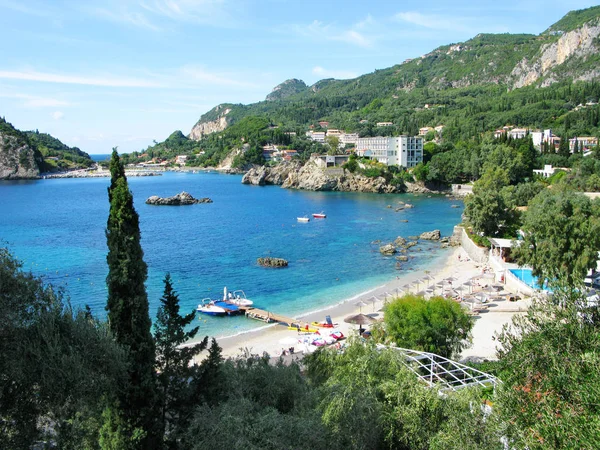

left=509, top=268, right=548, bottom=290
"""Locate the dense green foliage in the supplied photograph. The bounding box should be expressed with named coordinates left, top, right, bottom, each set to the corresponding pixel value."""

left=495, top=287, right=600, bottom=448
left=0, top=248, right=127, bottom=449
left=380, top=294, right=473, bottom=358
left=546, top=5, right=600, bottom=33
left=304, top=342, right=499, bottom=450
left=512, top=187, right=600, bottom=285
left=26, top=130, right=93, bottom=170
left=105, top=149, right=159, bottom=448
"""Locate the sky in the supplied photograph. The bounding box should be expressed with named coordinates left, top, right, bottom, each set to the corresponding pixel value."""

left=0, top=0, right=598, bottom=154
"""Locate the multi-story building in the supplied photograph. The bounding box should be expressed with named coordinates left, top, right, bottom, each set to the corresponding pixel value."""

left=340, top=133, right=359, bottom=146
left=306, top=131, right=326, bottom=142
left=356, top=136, right=423, bottom=167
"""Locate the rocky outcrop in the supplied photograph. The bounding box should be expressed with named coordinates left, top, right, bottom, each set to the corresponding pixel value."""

left=379, top=244, right=397, bottom=255
left=145, top=192, right=212, bottom=205
left=511, top=22, right=600, bottom=88
left=257, top=257, right=289, bottom=268
left=419, top=230, right=441, bottom=240
left=266, top=79, right=308, bottom=101
left=242, top=160, right=303, bottom=185
left=243, top=156, right=405, bottom=193
left=0, top=134, right=41, bottom=180
left=189, top=105, right=231, bottom=140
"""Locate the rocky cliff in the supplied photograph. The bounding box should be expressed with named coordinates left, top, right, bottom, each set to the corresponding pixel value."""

left=189, top=104, right=232, bottom=140
left=511, top=21, right=600, bottom=88
left=242, top=157, right=405, bottom=193
left=0, top=132, right=42, bottom=180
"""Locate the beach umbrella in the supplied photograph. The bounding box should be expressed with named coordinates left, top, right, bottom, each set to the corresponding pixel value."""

left=344, top=313, right=377, bottom=336
left=368, top=296, right=378, bottom=311
left=355, top=300, right=367, bottom=313
left=462, top=280, right=474, bottom=294
left=402, top=283, right=412, bottom=293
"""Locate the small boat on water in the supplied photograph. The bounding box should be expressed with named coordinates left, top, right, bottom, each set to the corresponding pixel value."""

left=312, top=212, right=326, bottom=218
left=197, top=298, right=227, bottom=316
left=197, top=298, right=241, bottom=316
left=222, top=287, right=253, bottom=307
left=297, top=216, right=310, bottom=223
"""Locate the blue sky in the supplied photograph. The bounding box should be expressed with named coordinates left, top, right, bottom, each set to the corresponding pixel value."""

left=0, top=0, right=598, bottom=154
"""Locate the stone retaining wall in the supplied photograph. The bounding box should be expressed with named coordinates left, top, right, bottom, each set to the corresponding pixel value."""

left=454, top=226, right=489, bottom=264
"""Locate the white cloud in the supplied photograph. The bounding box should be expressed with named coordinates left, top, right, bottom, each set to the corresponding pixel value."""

left=88, top=7, right=162, bottom=31
left=0, top=92, right=71, bottom=108
left=0, top=70, right=162, bottom=88
left=312, top=66, right=358, bottom=80
left=51, top=111, right=64, bottom=120
left=139, top=0, right=235, bottom=24
left=394, top=11, right=509, bottom=34
left=295, top=17, right=376, bottom=48
left=86, top=0, right=238, bottom=30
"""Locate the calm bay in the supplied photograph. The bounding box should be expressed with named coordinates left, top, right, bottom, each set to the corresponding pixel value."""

left=0, top=172, right=463, bottom=337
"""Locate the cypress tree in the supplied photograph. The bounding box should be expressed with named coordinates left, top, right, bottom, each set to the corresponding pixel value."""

left=154, top=274, right=208, bottom=445
left=105, top=148, right=158, bottom=448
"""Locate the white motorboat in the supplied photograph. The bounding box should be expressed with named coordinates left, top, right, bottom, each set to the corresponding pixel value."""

left=197, top=298, right=227, bottom=316
left=222, top=287, right=253, bottom=307
left=297, top=216, right=310, bottom=222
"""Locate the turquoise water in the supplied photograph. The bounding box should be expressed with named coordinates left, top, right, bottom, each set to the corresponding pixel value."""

left=0, top=172, right=463, bottom=337
left=510, top=268, right=547, bottom=290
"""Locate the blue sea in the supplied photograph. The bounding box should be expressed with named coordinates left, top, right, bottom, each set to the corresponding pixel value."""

left=0, top=171, right=463, bottom=338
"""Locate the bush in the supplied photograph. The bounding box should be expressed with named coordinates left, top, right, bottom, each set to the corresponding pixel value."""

left=382, top=294, right=473, bottom=358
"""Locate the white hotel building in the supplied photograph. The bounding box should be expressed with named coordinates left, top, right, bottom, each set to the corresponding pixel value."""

left=356, top=136, right=423, bottom=168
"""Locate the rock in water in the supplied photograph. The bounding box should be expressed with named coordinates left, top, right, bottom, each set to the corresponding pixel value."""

left=419, top=230, right=441, bottom=240
left=394, top=236, right=407, bottom=247
left=257, top=257, right=289, bottom=268
left=146, top=192, right=212, bottom=206
left=379, top=243, right=397, bottom=255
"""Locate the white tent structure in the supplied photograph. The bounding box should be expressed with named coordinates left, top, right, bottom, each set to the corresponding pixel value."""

left=381, top=346, right=500, bottom=392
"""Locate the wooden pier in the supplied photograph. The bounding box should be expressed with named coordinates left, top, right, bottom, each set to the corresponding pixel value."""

left=238, top=306, right=310, bottom=330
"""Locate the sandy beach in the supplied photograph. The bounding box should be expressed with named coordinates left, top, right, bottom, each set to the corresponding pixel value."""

left=196, top=245, right=530, bottom=363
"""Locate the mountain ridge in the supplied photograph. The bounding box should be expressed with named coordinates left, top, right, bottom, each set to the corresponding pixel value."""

left=188, top=6, right=600, bottom=139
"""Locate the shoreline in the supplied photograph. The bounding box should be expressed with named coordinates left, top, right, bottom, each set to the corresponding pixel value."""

left=198, top=245, right=530, bottom=362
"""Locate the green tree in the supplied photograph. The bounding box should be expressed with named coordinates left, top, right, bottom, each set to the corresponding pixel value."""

left=325, top=135, right=341, bottom=155
left=495, top=288, right=600, bottom=449
left=105, top=148, right=159, bottom=448
left=464, top=167, right=519, bottom=236
left=412, top=162, right=429, bottom=182
left=382, top=294, right=473, bottom=358
left=558, top=134, right=570, bottom=158
left=512, top=187, right=600, bottom=286
left=154, top=274, right=208, bottom=446
left=0, top=248, right=127, bottom=449
left=182, top=355, right=327, bottom=450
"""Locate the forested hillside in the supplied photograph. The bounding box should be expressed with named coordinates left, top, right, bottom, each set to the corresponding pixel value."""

left=0, top=117, right=94, bottom=177
left=133, top=6, right=600, bottom=170
left=25, top=130, right=93, bottom=170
